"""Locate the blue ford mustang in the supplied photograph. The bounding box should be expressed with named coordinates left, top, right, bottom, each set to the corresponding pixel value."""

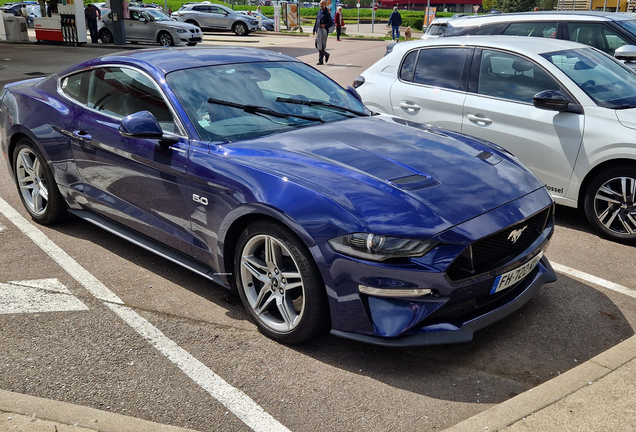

left=0, top=47, right=557, bottom=346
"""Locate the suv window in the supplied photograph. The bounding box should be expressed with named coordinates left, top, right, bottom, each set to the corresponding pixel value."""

left=503, top=22, right=557, bottom=38
left=463, top=23, right=505, bottom=36
left=412, top=47, right=469, bottom=90
left=477, top=50, right=560, bottom=104
left=567, top=23, right=628, bottom=55
left=399, top=50, right=417, bottom=81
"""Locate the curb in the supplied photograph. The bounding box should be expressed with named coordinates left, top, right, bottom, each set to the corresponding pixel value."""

left=0, top=389, right=199, bottom=432
left=443, top=335, right=636, bottom=432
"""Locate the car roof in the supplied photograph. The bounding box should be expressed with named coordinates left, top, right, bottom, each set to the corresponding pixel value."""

left=447, top=11, right=636, bottom=28
left=63, top=47, right=299, bottom=77
left=392, top=34, right=594, bottom=56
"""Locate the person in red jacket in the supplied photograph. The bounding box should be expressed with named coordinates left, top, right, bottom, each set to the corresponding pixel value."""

left=335, top=6, right=344, bottom=41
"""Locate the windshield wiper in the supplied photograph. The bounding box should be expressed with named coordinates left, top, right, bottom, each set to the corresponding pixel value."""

left=275, top=97, right=368, bottom=117
left=613, top=104, right=636, bottom=110
left=207, top=98, right=325, bottom=123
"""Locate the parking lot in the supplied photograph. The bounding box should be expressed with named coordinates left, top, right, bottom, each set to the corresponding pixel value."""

left=1, top=32, right=636, bottom=432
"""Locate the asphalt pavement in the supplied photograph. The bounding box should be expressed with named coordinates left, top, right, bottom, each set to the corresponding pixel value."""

left=2, top=26, right=636, bottom=432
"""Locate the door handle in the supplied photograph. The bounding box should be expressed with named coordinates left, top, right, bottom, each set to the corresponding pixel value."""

left=467, top=114, right=493, bottom=125
left=399, top=101, right=421, bottom=112
left=72, top=130, right=92, bottom=142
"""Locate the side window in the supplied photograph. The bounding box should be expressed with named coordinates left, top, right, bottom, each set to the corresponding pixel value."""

left=399, top=50, right=418, bottom=82
left=503, top=22, right=557, bottom=38
left=477, top=50, right=560, bottom=104
left=130, top=10, right=140, bottom=20
left=468, top=24, right=504, bottom=35
left=60, top=71, right=91, bottom=105
left=567, top=23, right=628, bottom=55
left=87, top=67, right=177, bottom=133
left=412, top=47, right=468, bottom=90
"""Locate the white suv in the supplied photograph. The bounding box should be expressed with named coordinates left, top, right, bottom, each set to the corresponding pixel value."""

left=174, top=3, right=259, bottom=36
left=357, top=36, right=636, bottom=243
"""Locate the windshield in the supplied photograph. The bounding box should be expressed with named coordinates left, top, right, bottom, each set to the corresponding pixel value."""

left=542, top=47, right=636, bottom=109
left=144, top=8, right=171, bottom=21
left=167, top=61, right=369, bottom=143
left=616, top=19, right=636, bottom=39
left=426, top=23, right=446, bottom=36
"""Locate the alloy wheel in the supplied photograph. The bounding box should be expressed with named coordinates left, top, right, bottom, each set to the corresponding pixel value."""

left=239, top=234, right=306, bottom=334
left=592, top=176, right=636, bottom=235
left=15, top=147, right=49, bottom=216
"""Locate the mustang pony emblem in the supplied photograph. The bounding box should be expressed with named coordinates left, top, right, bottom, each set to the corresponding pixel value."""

left=508, top=226, right=528, bottom=244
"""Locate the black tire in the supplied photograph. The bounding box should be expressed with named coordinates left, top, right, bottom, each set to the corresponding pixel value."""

left=584, top=166, right=636, bottom=243
left=99, top=28, right=113, bottom=44
left=12, top=140, right=67, bottom=225
left=234, top=220, right=330, bottom=344
left=233, top=22, right=248, bottom=36
left=185, top=19, right=200, bottom=27
left=158, top=31, right=174, bottom=46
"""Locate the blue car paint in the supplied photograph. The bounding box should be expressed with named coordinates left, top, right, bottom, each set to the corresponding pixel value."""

left=0, top=47, right=557, bottom=345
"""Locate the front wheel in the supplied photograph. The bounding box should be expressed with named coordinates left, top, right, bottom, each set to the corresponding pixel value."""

left=233, top=22, right=248, bottom=36
left=235, top=221, right=330, bottom=344
left=12, top=140, right=67, bottom=224
left=584, top=166, right=636, bottom=243
left=158, top=31, right=174, bottom=46
left=99, top=28, right=113, bottom=44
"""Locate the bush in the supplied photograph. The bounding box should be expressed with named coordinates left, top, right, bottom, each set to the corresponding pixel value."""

left=402, top=16, right=423, bottom=30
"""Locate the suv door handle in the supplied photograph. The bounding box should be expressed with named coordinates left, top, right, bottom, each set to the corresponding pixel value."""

left=467, top=114, right=493, bottom=125
left=399, top=101, right=421, bottom=112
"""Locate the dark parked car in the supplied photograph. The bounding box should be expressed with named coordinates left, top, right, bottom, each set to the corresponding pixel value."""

left=0, top=47, right=556, bottom=346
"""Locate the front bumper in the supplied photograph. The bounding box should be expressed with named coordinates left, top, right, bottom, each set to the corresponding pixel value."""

left=331, top=256, right=556, bottom=346
left=319, top=188, right=556, bottom=346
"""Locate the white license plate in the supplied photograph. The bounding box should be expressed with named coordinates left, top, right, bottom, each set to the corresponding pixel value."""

left=490, top=252, right=543, bottom=294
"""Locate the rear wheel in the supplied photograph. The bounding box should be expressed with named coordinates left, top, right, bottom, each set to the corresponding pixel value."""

left=185, top=19, right=200, bottom=27
left=99, top=28, right=113, bottom=44
left=12, top=140, right=67, bottom=224
left=158, top=31, right=173, bottom=46
left=233, top=22, right=248, bottom=36
left=584, top=166, right=636, bottom=243
left=234, top=221, right=330, bottom=344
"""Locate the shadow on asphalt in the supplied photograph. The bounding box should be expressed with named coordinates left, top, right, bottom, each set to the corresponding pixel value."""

left=49, top=213, right=633, bottom=405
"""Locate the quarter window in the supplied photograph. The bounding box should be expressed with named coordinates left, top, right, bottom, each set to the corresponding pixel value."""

left=567, top=23, right=628, bottom=55
left=477, top=50, right=560, bottom=104
left=412, top=48, right=468, bottom=90
left=399, top=50, right=417, bottom=82
left=60, top=71, right=90, bottom=105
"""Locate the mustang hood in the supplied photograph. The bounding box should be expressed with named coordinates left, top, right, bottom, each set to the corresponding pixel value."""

left=225, top=116, right=545, bottom=237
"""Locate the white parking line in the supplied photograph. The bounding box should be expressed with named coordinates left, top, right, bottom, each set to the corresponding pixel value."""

left=0, top=196, right=290, bottom=432
left=552, top=262, right=636, bottom=299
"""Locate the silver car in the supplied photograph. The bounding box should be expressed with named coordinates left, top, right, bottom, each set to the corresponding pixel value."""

left=99, top=7, right=202, bottom=46
left=174, top=3, right=258, bottom=36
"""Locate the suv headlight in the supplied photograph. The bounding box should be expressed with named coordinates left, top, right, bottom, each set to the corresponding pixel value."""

left=329, top=233, right=436, bottom=261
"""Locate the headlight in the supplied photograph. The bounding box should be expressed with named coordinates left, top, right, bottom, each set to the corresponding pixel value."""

left=173, top=28, right=187, bottom=33
left=328, top=233, right=436, bottom=262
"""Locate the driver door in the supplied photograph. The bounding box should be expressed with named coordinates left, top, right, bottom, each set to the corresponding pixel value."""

left=69, top=66, right=194, bottom=255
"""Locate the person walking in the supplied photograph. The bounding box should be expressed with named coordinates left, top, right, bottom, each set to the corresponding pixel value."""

left=388, top=6, right=402, bottom=42
left=84, top=3, right=100, bottom=43
left=313, top=0, right=333, bottom=65
left=335, top=6, right=344, bottom=41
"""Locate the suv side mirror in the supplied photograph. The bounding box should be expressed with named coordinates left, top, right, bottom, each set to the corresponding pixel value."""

left=533, top=90, right=571, bottom=111
left=615, top=45, right=636, bottom=62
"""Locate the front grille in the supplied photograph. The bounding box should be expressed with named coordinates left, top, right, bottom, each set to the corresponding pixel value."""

left=446, top=206, right=552, bottom=282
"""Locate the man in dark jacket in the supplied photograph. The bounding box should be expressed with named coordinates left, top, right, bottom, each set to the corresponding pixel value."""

left=388, top=6, right=402, bottom=42
left=313, top=0, right=333, bottom=65
left=85, top=3, right=100, bottom=43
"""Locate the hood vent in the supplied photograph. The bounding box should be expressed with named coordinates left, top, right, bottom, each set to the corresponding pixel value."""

left=389, top=174, right=440, bottom=191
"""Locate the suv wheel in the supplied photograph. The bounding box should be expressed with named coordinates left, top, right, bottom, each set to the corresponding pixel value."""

left=233, top=22, right=248, bottom=36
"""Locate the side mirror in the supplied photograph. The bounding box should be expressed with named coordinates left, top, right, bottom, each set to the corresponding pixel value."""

left=615, top=45, right=636, bottom=62
left=119, top=111, right=163, bottom=138
left=346, top=86, right=362, bottom=102
left=533, top=90, right=572, bottom=112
